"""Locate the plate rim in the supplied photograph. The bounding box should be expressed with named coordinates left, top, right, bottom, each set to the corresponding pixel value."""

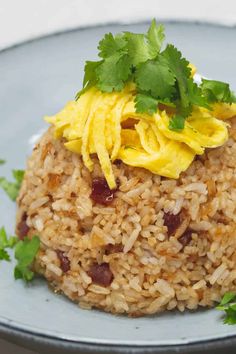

left=1, top=18, right=236, bottom=55
left=1, top=321, right=236, bottom=354
left=1, top=20, right=236, bottom=352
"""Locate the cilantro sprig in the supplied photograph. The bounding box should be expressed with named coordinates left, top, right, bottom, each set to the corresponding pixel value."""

left=217, top=292, right=236, bottom=325
left=76, top=20, right=166, bottom=98
left=0, top=225, right=40, bottom=282
left=14, top=235, right=40, bottom=282
left=76, top=19, right=236, bottom=131
left=201, top=79, right=236, bottom=104
left=0, top=160, right=39, bottom=282
left=0, top=227, right=17, bottom=261
left=0, top=169, right=24, bottom=201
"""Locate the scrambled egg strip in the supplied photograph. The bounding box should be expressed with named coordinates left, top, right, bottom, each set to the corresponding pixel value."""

left=92, top=94, right=119, bottom=189
left=45, top=85, right=235, bottom=189
left=110, top=94, right=132, bottom=161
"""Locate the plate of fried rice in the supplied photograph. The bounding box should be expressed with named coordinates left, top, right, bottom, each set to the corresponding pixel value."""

left=0, top=21, right=236, bottom=354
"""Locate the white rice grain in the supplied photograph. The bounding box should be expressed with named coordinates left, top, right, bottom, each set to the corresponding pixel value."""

left=123, top=225, right=141, bottom=253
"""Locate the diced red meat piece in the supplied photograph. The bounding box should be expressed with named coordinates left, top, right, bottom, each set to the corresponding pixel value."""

left=17, top=212, right=30, bottom=240
left=56, top=250, right=70, bottom=273
left=163, top=212, right=181, bottom=236
left=178, top=229, right=193, bottom=247
left=88, top=262, right=114, bottom=287
left=104, top=243, right=123, bottom=255
left=90, top=178, right=118, bottom=205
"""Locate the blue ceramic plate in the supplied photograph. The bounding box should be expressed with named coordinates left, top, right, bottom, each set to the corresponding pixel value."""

left=0, top=21, right=236, bottom=354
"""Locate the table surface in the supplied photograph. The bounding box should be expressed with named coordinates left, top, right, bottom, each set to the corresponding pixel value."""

left=0, top=339, right=36, bottom=354
left=0, top=1, right=236, bottom=353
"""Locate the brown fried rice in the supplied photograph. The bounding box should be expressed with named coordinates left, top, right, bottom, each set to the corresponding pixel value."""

left=16, top=117, right=236, bottom=316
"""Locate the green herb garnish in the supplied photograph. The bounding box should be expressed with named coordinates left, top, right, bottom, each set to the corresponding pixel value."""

left=0, top=159, right=5, bottom=165
left=76, top=20, right=236, bottom=131
left=0, top=225, right=39, bottom=282
left=0, top=227, right=18, bottom=261
left=0, top=169, right=24, bottom=201
left=201, top=79, right=236, bottom=104
left=217, top=292, right=236, bottom=324
left=14, top=235, right=40, bottom=282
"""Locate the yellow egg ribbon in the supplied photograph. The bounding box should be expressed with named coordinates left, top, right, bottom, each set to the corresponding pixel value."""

left=45, top=84, right=236, bottom=189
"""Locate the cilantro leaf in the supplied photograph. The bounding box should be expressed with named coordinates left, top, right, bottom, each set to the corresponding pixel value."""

left=135, top=94, right=158, bottom=114
left=96, top=53, right=131, bottom=92
left=169, top=115, right=185, bottom=131
left=135, top=57, right=175, bottom=99
left=123, top=32, right=151, bottom=67
left=14, top=235, right=40, bottom=282
left=187, top=80, right=211, bottom=109
left=162, top=44, right=192, bottom=116
left=7, top=236, right=18, bottom=248
left=161, top=44, right=212, bottom=129
left=0, top=249, right=10, bottom=261
left=0, top=227, right=18, bottom=249
left=98, top=33, right=127, bottom=58
left=0, top=178, right=20, bottom=201
left=75, top=61, right=101, bottom=99
left=0, top=227, right=18, bottom=262
left=216, top=292, right=236, bottom=325
left=125, top=21, right=165, bottom=66
left=146, top=20, right=165, bottom=57
left=224, top=307, right=236, bottom=325
left=79, top=20, right=166, bottom=96
left=201, top=79, right=236, bottom=104
left=0, top=159, right=5, bottom=165
left=0, top=226, right=8, bottom=248
left=78, top=21, right=166, bottom=97
left=82, top=60, right=101, bottom=88
left=0, top=169, right=24, bottom=201
left=12, top=169, right=24, bottom=184
left=158, top=98, right=176, bottom=108
left=217, top=292, right=236, bottom=310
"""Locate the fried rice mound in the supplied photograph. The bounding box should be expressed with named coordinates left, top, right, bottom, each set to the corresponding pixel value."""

left=16, top=119, right=236, bottom=316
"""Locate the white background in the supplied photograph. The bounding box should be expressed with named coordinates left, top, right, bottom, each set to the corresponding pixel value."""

left=0, top=0, right=236, bottom=353
left=1, top=0, right=236, bottom=49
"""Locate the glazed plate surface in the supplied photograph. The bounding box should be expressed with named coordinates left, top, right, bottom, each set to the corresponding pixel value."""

left=0, top=21, right=236, bottom=353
